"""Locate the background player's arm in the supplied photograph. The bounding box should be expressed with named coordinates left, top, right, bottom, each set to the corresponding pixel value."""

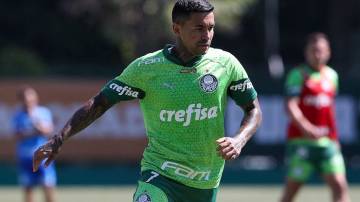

left=286, top=96, right=327, bottom=139
left=285, top=68, right=328, bottom=139
left=30, top=115, right=54, bottom=137
left=14, top=115, right=53, bottom=140
left=217, top=98, right=262, bottom=160
left=15, top=121, right=53, bottom=140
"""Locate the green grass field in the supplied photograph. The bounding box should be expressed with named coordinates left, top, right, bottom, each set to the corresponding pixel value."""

left=1, top=185, right=359, bottom=202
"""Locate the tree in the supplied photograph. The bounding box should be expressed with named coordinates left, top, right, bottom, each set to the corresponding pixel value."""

left=60, top=0, right=258, bottom=63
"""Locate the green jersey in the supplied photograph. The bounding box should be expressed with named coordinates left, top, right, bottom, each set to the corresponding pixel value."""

left=101, top=45, right=257, bottom=189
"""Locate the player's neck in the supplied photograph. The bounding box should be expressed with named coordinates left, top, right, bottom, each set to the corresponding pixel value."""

left=173, top=42, right=198, bottom=64
left=308, top=63, right=326, bottom=72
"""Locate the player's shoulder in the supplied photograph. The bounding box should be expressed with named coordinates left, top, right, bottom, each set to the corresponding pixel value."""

left=287, top=64, right=305, bottom=78
left=132, top=49, right=166, bottom=67
left=118, top=49, right=166, bottom=80
left=324, top=65, right=338, bottom=78
left=206, top=48, right=241, bottom=68
left=207, top=48, right=236, bottom=60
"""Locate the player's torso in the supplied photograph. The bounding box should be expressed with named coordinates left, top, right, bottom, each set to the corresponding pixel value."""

left=288, top=66, right=338, bottom=140
left=139, top=51, right=230, bottom=140
left=299, top=67, right=336, bottom=123
left=137, top=49, right=232, bottom=189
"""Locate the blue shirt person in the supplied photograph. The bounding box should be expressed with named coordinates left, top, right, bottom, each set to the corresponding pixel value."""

left=13, top=86, right=57, bottom=202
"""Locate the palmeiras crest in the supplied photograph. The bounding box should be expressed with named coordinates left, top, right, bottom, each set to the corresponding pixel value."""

left=199, top=74, right=218, bottom=93
left=136, top=192, right=151, bottom=202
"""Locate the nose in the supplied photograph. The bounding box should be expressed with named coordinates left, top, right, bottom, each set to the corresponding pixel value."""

left=201, top=30, right=211, bottom=41
left=314, top=51, right=323, bottom=60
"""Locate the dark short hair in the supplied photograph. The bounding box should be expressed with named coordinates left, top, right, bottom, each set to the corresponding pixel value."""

left=306, top=32, right=329, bottom=46
left=172, top=0, right=214, bottom=23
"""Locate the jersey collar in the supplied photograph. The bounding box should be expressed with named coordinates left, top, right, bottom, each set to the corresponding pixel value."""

left=162, top=44, right=205, bottom=67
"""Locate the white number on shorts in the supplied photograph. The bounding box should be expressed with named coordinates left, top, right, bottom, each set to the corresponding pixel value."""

left=145, top=171, right=159, bottom=183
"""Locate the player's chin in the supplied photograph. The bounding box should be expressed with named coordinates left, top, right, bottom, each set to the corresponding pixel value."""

left=197, top=45, right=210, bottom=54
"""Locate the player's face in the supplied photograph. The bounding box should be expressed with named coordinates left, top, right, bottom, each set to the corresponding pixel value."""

left=22, top=89, right=38, bottom=110
left=173, top=12, right=215, bottom=56
left=305, top=38, right=331, bottom=70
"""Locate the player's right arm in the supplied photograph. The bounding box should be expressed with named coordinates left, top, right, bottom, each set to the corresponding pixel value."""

left=32, top=92, right=114, bottom=171
left=286, top=97, right=326, bottom=139
left=33, top=59, right=146, bottom=172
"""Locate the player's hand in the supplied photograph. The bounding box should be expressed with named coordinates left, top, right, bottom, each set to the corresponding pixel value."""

left=216, top=137, right=242, bottom=160
left=33, top=135, right=63, bottom=172
left=304, top=125, right=329, bottom=139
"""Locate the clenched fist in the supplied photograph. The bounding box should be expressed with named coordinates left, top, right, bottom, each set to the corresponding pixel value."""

left=216, top=137, right=243, bottom=160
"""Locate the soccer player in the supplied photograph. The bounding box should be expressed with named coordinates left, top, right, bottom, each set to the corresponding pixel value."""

left=14, top=86, right=56, bottom=202
left=280, top=32, right=350, bottom=202
left=33, top=0, right=262, bottom=201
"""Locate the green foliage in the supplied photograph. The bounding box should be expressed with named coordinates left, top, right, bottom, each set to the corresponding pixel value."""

left=212, top=0, right=259, bottom=33
left=0, top=47, right=47, bottom=77
left=61, top=0, right=258, bottom=62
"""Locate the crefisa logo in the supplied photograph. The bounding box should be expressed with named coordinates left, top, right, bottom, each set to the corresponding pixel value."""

left=199, top=74, right=218, bottom=93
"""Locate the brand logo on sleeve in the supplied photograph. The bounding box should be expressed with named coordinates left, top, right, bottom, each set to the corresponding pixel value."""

left=109, top=83, right=139, bottom=98
left=229, top=79, right=253, bottom=92
left=199, top=74, right=218, bottom=93
left=159, top=103, right=218, bottom=126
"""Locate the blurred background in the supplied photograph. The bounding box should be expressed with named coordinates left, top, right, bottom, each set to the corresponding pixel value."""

left=0, top=0, right=359, bottom=201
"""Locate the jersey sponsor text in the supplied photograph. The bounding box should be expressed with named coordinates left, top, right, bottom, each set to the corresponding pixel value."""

left=229, top=79, right=253, bottom=92
left=303, top=94, right=332, bottom=108
left=159, top=103, right=218, bottom=126
left=109, top=83, right=139, bottom=98
left=161, top=161, right=210, bottom=181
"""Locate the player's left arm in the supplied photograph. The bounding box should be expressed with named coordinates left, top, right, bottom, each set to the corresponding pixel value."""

left=217, top=53, right=262, bottom=160
left=217, top=98, right=262, bottom=160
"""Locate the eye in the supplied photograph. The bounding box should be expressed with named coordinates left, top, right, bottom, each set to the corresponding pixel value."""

left=195, top=26, right=203, bottom=31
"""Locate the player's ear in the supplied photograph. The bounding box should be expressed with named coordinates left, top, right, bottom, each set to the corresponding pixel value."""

left=173, top=23, right=181, bottom=36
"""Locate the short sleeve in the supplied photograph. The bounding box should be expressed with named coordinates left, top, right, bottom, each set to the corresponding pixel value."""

left=334, top=71, right=339, bottom=94
left=326, top=67, right=339, bottom=94
left=227, top=54, right=257, bottom=106
left=100, top=59, right=146, bottom=105
left=38, top=107, right=54, bottom=128
left=116, top=59, right=144, bottom=89
left=285, top=68, right=303, bottom=97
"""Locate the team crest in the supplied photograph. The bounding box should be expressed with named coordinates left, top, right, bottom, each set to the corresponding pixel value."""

left=136, top=192, right=151, bottom=202
left=199, top=74, right=218, bottom=93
